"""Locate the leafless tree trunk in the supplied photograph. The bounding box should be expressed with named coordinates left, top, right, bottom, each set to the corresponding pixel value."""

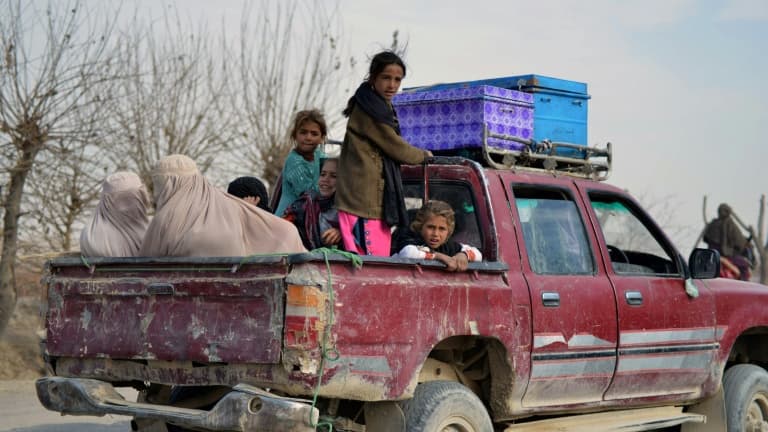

left=18, top=88, right=110, bottom=255
left=691, top=195, right=709, bottom=251
left=233, top=0, right=354, bottom=185
left=0, top=0, right=117, bottom=335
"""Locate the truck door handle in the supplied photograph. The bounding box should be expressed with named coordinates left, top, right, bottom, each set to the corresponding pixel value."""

left=147, top=283, right=174, bottom=295
left=625, top=291, right=643, bottom=305
left=542, top=292, right=560, bottom=307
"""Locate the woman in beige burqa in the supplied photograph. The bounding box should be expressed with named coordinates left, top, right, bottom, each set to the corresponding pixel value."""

left=80, top=171, right=151, bottom=257
left=139, top=154, right=306, bottom=257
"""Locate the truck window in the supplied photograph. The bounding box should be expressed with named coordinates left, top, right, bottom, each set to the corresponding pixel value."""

left=589, top=194, right=679, bottom=276
left=513, top=187, right=594, bottom=275
left=402, top=180, right=483, bottom=254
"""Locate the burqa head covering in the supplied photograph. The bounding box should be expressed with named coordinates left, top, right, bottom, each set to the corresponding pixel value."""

left=80, top=171, right=150, bottom=257
left=139, top=154, right=306, bottom=257
left=717, top=203, right=732, bottom=219
left=704, top=202, right=747, bottom=257
left=227, top=176, right=271, bottom=212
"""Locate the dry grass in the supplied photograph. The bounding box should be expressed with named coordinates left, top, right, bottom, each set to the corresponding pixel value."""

left=0, top=296, right=46, bottom=380
left=0, top=262, right=47, bottom=380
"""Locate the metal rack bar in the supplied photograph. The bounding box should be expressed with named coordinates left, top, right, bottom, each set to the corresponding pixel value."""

left=481, top=124, right=612, bottom=181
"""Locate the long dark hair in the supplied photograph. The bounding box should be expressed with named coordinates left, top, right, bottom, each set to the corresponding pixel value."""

left=343, top=51, right=407, bottom=117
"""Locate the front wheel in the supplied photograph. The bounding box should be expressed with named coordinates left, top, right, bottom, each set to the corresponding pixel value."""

left=724, top=364, right=768, bottom=432
left=402, top=381, right=493, bottom=432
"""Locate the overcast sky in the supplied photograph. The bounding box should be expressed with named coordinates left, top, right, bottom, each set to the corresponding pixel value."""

left=86, top=0, right=768, bottom=253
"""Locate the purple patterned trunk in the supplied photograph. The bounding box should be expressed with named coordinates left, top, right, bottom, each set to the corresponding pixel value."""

left=393, top=85, right=534, bottom=151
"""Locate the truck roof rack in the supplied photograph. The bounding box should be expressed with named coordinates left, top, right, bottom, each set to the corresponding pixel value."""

left=479, top=124, right=612, bottom=181
left=330, top=129, right=612, bottom=181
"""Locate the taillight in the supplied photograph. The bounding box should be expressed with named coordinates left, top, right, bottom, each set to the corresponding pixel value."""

left=284, top=284, right=325, bottom=349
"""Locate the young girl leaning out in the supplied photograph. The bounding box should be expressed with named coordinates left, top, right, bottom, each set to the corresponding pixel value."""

left=394, top=200, right=482, bottom=272
left=274, top=109, right=327, bottom=216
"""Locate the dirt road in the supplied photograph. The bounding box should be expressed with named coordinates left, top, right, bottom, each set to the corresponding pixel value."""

left=0, top=380, right=134, bottom=432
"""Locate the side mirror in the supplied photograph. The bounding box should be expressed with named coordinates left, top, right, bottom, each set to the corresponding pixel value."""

left=689, top=248, right=720, bottom=279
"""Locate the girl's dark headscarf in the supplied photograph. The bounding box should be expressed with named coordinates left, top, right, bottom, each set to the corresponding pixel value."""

left=345, top=82, right=407, bottom=229
left=227, top=176, right=271, bottom=213
left=345, top=83, right=400, bottom=133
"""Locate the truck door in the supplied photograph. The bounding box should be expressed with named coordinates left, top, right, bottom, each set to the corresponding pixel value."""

left=582, top=190, right=717, bottom=401
left=508, top=181, right=618, bottom=407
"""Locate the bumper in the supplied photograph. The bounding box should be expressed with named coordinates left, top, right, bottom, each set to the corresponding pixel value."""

left=36, top=377, right=318, bottom=432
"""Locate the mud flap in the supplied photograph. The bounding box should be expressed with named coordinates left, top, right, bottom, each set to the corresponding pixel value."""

left=681, top=387, right=726, bottom=432
left=364, top=401, right=405, bottom=432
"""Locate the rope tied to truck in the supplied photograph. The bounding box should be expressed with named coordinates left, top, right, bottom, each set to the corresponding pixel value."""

left=307, top=247, right=361, bottom=431
left=79, top=255, right=95, bottom=274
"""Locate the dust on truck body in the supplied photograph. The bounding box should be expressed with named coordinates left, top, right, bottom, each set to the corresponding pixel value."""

left=36, top=155, right=768, bottom=431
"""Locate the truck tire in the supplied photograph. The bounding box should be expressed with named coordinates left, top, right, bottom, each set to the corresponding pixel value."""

left=724, top=364, right=768, bottom=432
left=402, top=381, right=493, bottom=432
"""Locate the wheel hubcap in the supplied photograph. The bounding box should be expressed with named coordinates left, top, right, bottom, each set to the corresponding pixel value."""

left=438, top=416, right=476, bottom=432
left=746, top=392, right=768, bottom=432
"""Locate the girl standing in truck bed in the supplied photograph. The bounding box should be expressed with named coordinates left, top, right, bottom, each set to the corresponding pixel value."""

left=336, top=51, right=431, bottom=256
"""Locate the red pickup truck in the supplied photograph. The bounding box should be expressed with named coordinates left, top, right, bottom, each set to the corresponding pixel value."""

left=35, top=152, right=768, bottom=432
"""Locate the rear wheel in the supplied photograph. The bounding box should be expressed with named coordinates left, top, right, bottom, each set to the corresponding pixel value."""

left=724, top=364, right=768, bottom=432
left=402, top=381, right=493, bottom=432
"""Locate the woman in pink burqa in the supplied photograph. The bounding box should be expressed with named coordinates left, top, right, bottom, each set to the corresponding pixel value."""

left=80, top=171, right=151, bottom=257
left=139, top=154, right=306, bottom=257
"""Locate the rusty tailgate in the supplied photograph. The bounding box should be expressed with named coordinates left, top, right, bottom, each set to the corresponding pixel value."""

left=43, top=256, right=290, bottom=364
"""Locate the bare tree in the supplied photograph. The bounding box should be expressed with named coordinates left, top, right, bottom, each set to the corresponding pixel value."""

left=633, top=193, right=697, bottom=255
left=18, top=85, right=112, bottom=255
left=0, top=0, right=117, bottom=335
left=389, top=29, right=409, bottom=58
left=102, top=9, right=237, bottom=193
left=21, top=143, right=108, bottom=252
left=233, top=0, right=354, bottom=185
left=587, top=192, right=697, bottom=265
left=0, top=1, right=356, bottom=336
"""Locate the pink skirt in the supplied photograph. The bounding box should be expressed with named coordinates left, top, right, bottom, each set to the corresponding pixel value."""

left=338, top=210, right=391, bottom=256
